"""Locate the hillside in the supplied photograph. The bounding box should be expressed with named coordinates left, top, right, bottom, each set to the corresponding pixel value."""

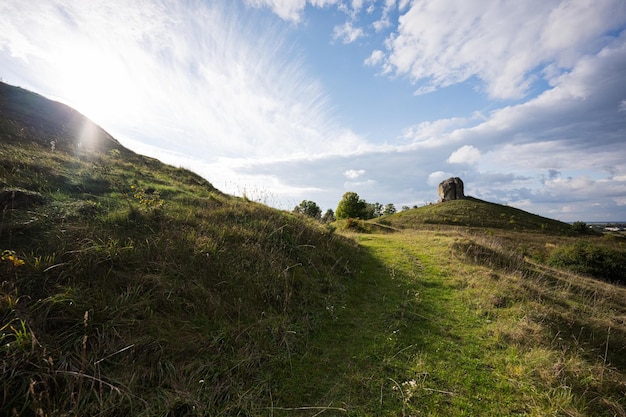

left=1, top=82, right=625, bottom=416
left=0, top=82, right=361, bottom=415
left=374, top=196, right=573, bottom=233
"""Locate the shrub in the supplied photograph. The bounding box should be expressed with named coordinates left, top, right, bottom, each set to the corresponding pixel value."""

left=343, top=218, right=368, bottom=233
left=547, top=241, right=626, bottom=284
left=571, top=221, right=590, bottom=234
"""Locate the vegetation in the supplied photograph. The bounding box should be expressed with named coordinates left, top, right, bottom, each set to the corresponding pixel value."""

left=336, top=191, right=367, bottom=219
left=1, top=81, right=625, bottom=416
left=336, top=192, right=396, bottom=220
left=374, top=197, right=574, bottom=233
left=547, top=240, right=626, bottom=284
left=293, top=200, right=322, bottom=220
left=321, top=208, right=335, bottom=223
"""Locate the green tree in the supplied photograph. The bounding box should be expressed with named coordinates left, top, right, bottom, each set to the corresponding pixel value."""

left=364, top=202, right=384, bottom=219
left=321, top=208, right=336, bottom=223
left=293, top=200, right=322, bottom=220
left=384, top=203, right=396, bottom=215
left=571, top=221, right=589, bottom=234
left=336, top=192, right=367, bottom=219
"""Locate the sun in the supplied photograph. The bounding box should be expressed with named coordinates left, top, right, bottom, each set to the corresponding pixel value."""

left=57, top=43, right=140, bottom=127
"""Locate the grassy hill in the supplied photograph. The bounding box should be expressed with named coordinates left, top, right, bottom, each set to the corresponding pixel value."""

left=0, top=82, right=361, bottom=415
left=374, top=196, right=573, bottom=233
left=1, top=82, right=625, bottom=416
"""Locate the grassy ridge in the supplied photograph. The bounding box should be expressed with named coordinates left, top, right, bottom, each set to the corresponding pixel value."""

left=376, top=197, right=573, bottom=233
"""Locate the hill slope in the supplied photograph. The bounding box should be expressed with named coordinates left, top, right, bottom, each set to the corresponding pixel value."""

left=0, top=82, right=360, bottom=415
left=0, top=81, right=125, bottom=154
left=376, top=196, right=574, bottom=233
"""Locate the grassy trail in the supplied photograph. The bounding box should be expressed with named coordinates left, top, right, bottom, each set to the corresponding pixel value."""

left=270, top=229, right=626, bottom=416
left=270, top=230, right=530, bottom=416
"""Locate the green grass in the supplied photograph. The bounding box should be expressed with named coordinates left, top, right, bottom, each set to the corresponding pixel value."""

left=2, top=81, right=625, bottom=416
left=268, top=230, right=626, bottom=416
left=376, top=197, right=574, bottom=233
left=0, top=136, right=359, bottom=415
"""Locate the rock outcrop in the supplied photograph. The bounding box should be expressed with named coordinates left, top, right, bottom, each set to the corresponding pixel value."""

left=438, top=177, right=465, bottom=202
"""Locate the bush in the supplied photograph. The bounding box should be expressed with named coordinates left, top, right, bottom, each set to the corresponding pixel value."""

left=571, top=221, right=590, bottom=234
left=547, top=241, right=626, bottom=284
left=343, top=218, right=368, bottom=233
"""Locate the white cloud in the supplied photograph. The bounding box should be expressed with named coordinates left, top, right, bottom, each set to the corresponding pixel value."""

left=333, top=21, right=365, bottom=44
left=243, top=0, right=341, bottom=22
left=447, top=145, right=481, bottom=165
left=371, top=0, right=396, bottom=32
left=344, top=169, right=366, bottom=179
left=364, top=49, right=385, bottom=66
left=402, top=116, right=476, bottom=145
left=372, top=0, right=626, bottom=99
left=413, top=85, right=437, bottom=96
left=427, top=171, right=455, bottom=187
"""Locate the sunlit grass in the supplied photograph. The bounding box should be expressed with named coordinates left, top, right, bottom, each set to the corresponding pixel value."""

left=268, top=229, right=625, bottom=416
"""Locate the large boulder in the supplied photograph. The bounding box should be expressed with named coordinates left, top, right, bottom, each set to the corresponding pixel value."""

left=438, top=177, right=465, bottom=202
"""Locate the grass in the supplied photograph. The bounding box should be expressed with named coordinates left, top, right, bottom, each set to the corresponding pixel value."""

left=0, top=136, right=359, bottom=415
left=375, top=197, right=574, bottom=233
left=2, top=81, right=625, bottom=415
left=268, top=229, right=625, bottom=416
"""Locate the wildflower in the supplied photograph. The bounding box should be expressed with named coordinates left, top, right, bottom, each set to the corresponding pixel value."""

left=2, top=250, right=25, bottom=267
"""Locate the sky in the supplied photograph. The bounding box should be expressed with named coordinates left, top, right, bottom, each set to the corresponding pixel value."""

left=1, top=0, right=626, bottom=222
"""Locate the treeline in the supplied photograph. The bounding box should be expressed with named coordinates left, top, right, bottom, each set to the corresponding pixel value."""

left=293, top=191, right=397, bottom=222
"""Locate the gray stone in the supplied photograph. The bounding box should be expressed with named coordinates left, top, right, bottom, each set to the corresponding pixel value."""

left=438, top=177, right=465, bottom=202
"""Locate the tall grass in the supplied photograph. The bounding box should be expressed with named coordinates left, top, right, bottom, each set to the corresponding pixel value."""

left=0, top=141, right=360, bottom=416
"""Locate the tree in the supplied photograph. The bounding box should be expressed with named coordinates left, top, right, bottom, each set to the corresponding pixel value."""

left=571, top=221, right=590, bottom=234
left=364, top=202, right=384, bottom=219
left=321, top=208, right=336, bottom=223
left=384, top=203, right=396, bottom=215
left=336, top=192, right=367, bottom=219
left=293, top=200, right=322, bottom=220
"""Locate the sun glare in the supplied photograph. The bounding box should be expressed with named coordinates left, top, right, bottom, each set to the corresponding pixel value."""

left=58, top=44, right=141, bottom=127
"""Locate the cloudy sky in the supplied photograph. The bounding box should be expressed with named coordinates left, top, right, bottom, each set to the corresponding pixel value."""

left=1, top=0, right=626, bottom=221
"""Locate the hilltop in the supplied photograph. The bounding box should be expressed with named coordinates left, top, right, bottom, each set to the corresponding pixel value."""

left=1, top=82, right=625, bottom=416
left=375, top=196, right=573, bottom=233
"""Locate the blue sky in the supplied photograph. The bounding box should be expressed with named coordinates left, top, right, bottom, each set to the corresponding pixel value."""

left=1, top=0, right=626, bottom=221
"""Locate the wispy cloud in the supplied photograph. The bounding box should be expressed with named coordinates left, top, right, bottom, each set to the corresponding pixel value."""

left=0, top=0, right=365, bottom=161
